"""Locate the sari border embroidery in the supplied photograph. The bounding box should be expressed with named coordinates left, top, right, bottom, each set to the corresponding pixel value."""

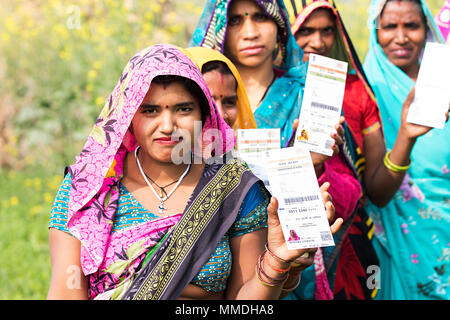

left=130, top=159, right=251, bottom=300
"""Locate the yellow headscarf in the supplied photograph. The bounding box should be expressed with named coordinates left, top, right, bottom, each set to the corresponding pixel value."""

left=183, top=47, right=257, bottom=130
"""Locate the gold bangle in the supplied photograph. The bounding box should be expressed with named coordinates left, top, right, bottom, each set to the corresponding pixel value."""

left=383, top=150, right=411, bottom=173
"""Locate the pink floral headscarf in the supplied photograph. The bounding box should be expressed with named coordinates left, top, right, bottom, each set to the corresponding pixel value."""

left=66, top=44, right=235, bottom=275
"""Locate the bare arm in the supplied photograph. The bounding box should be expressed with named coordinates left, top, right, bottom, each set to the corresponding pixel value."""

left=47, top=228, right=89, bottom=300
left=363, top=88, right=448, bottom=207
left=225, top=228, right=279, bottom=300
left=362, top=127, right=411, bottom=207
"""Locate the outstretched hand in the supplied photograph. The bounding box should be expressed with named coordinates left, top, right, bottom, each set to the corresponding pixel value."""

left=399, top=87, right=449, bottom=139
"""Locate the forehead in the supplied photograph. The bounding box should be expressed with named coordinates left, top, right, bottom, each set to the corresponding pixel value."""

left=203, top=70, right=237, bottom=91
left=142, top=81, right=197, bottom=104
left=228, top=0, right=263, bottom=14
left=380, top=1, right=423, bottom=21
left=302, top=8, right=336, bottom=27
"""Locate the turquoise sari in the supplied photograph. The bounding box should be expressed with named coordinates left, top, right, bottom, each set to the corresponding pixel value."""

left=189, top=0, right=307, bottom=146
left=363, top=0, right=450, bottom=300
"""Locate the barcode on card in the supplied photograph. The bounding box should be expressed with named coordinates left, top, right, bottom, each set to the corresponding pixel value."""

left=311, top=101, right=339, bottom=112
left=320, top=231, right=333, bottom=242
left=284, top=195, right=319, bottom=205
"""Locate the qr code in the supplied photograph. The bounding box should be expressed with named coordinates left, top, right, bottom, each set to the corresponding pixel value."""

left=325, top=139, right=334, bottom=149
left=320, top=231, right=333, bottom=242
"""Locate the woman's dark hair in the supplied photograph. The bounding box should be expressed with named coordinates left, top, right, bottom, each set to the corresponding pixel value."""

left=201, top=60, right=238, bottom=90
left=152, top=75, right=209, bottom=123
left=201, top=60, right=233, bottom=75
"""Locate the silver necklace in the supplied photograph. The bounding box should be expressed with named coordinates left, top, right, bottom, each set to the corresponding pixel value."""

left=135, top=146, right=191, bottom=215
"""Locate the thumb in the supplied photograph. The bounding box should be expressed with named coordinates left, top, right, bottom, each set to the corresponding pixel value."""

left=293, top=119, right=299, bottom=132
left=402, top=87, right=415, bottom=111
left=267, top=196, right=280, bottom=225
left=330, top=217, right=343, bottom=235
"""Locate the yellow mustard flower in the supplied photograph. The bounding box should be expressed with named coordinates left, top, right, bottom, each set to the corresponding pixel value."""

left=10, top=196, right=19, bottom=206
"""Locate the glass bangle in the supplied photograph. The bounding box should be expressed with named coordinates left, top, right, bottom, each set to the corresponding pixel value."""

left=383, top=150, right=411, bottom=172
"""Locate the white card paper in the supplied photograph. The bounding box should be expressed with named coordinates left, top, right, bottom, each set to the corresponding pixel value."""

left=265, top=146, right=334, bottom=250
left=407, top=42, right=450, bottom=129
left=237, top=129, right=281, bottom=193
left=237, top=128, right=280, bottom=153
left=295, top=54, right=348, bottom=156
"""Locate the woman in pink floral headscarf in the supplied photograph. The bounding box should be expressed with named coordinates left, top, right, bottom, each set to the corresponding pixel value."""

left=47, top=44, right=341, bottom=300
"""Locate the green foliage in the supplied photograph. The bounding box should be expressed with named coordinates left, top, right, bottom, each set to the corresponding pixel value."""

left=0, top=169, right=64, bottom=299
left=0, top=0, right=444, bottom=169
left=0, top=0, right=205, bottom=170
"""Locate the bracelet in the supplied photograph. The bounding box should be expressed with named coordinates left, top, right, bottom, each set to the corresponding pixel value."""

left=255, top=264, right=277, bottom=287
left=383, top=150, right=411, bottom=173
left=265, top=243, right=295, bottom=264
left=259, top=251, right=289, bottom=282
left=281, top=274, right=301, bottom=293
left=288, top=266, right=303, bottom=278
left=265, top=250, right=291, bottom=273
left=256, top=251, right=288, bottom=287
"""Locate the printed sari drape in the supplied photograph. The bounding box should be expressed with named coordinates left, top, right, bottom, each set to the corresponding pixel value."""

left=363, top=0, right=450, bottom=300
left=121, top=156, right=260, bottom=300
left=62, top=44, right=236, bottom=288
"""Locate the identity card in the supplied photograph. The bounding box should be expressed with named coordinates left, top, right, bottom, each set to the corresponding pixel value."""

left=294, top=53, right=348, bottom=156
left=237, top=128, right=281, bottom=193
left=265, top=146, right=335, bottom=250
left=407, top=42, right=450, bottom=129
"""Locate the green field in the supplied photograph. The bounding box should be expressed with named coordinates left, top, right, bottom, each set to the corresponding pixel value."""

left=0, top=169, right=63, bottom=299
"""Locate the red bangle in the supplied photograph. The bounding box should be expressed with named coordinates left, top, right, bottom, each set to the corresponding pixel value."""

left=265, top=251, right=291, bottom=273
left=256, top=251, right=288, bottom=286
left=265, top=242, right=295, bottom=264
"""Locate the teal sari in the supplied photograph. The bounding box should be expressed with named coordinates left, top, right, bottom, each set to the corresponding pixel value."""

left=363, top=0, right=450, bottom=300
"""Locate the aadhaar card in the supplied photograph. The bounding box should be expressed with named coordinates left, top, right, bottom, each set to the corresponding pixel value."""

left=265, top=146, right=335, bottom=250
left=237, top=128, right=280, bottom=153
left=237, top=129, right=281, bottom=193
left=294, top=54, right=348, bottom=156
left=407, top=42, right=450, bottom=129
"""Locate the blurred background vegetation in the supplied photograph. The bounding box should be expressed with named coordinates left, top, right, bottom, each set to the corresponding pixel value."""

left=0, top=0, right=445, bottom=299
